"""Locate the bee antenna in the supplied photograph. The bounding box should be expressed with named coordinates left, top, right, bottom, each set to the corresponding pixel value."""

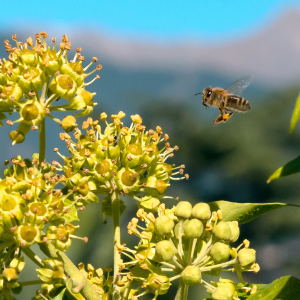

left=195, top=92, right=203, bottom=96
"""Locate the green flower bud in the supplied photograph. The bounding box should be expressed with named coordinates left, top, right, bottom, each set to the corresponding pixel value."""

left=108, top=144, right=121, bottom=160
left=155, top=240, right=177, bottom=261
left=181, top=266, right=201, bottom=286
left=70, top=89, right=96, bottom=110
left=49, top=74, right=77, bottom=100
left=37, top=268, right=56, bottom=283
left=2, top=268, right=18, bottom=282
left=20, top=100, right=45, bottom=125
left=141, top=145, right=159, bottom=166
left=154, top=215, right=175, bottom=236
left=115, top=167, right=140, bottom=192
left=16, top=224, right=41, bottom=247
left=148, top=163, right=172, bottom=181
left=27, top=202, right=48, bottom=225
left=212, top=221, right=231, bottom=241
left=60, top=61, right=85, bottom=86
left=22, top=103, right=39, bottom=121
left=175, top=201, right=192, bottom=219
left=192, top=202, right=211, bottom=220
left=146, top=176, right=157, bottom=188
left=139, top=195, right=161, bottom=212
left=156, top=179, right=168, bottom=195
left=122, top=143, right=143, bottom=168
left=61, top=115, right=77, bottom=132
left=228, top=221, right=240, bottom=242
left=183, top=219, right=204, bottom=238
left=20, top=48, right=37, bottom=66
left=146, top=273, right=170, bottom=295
left=0, top=192, right=24, bottom=227
left=237, top=248, right=256, bottom=267
left=9, top=257, right=25, bottom=273
left=47, top=224, right=74, bottom=252
left=2, top=60, right=23, bottom=81
left=41, top=48, right=63, bottom=75
left=212, top=285, right=233, bottom=300
left=18, top=66, right=46, bottom=92
left=37, top=260, right=65, bottom=283
left=78, top=177, right=90, bottom=196
left=210, top=242, right=230, bottom=263
left=9, top=130, right=25, bottom=144
left=0, top=83, right=23, bottom=103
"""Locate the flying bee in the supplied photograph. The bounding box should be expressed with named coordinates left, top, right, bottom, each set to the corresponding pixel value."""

left=195, top=75, right=254, bottom=125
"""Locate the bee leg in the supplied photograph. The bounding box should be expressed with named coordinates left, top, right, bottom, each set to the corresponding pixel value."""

left=202, top=102, right=209, bottom=109
left=213, top=114, right=224, bottom=125
left=213, top=111, right=233, bottom=125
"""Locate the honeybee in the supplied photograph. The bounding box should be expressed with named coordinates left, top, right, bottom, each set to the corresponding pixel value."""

left=195, top=75, right=254, bottom=125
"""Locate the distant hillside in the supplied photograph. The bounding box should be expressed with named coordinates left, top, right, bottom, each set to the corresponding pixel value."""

left=69, top=9, right=300, bottom=86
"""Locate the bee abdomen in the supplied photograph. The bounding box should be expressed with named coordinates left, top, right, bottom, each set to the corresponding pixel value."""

left=225, top=96, right=251, bottom=112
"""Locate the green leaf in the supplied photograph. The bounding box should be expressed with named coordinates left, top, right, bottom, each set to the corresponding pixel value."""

left=208, top=201, right=298, bottom=224
left=268, top=155, right=300, bottom=182
left=290, top=93, right=300, bottom=132
left=52, top=287, right=67, bottom=300
left=246, top=276, right=300, bottom=299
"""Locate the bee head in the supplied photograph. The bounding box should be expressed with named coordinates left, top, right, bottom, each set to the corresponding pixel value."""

left=202, top=86, right=212, bottom=106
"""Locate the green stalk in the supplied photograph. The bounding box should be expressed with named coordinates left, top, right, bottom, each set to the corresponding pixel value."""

left=39, top=118, right=46, bottom=163
left=20, top=280, right=44, bottom=286
left=174, top=279, right=184, bottom=300
left=39, top=81, right=48, bottom=163
left=182, top=284, right=189, bottom=300
left=22, top=247, right=44, bottom=268
left=111, top=190, right=121, bottom=300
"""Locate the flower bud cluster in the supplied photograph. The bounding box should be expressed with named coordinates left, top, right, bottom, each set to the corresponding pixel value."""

left=0, top=155, right=88, bottom=254
left=0, top=154, right=94, bottom=298
left=117, top=202, right=259, bottom=299
left=0, top=256, right=25, bottom=298
left=56, top=112, right=188, bottom=219
left=0, top=32, right=101, bottom=144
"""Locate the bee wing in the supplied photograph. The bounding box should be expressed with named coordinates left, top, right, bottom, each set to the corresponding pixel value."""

left=225, top=75, right=254, bottom=96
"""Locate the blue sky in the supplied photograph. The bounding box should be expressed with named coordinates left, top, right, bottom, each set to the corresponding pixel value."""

left=3, top=0, right=300, bottom=41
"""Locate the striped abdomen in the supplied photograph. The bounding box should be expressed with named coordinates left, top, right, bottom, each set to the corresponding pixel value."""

left=224, top=95, right=251, bottom=112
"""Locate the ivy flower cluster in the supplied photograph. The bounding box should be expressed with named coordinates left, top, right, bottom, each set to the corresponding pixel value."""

left=56, top=112, right=188, bottom=219
left=116, top=201, right=259, bottom=300
left=0, top=32, right=101, bottom=144
left=0, top=155, right=90, bottom=299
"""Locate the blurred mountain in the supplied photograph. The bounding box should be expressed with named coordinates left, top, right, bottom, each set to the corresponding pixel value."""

left=69, top=9, right=300, bottom=87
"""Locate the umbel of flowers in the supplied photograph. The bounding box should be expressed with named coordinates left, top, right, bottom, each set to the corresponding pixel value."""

left=56, top=111, right=188, bottom=221
left=0, top=32, right=101, bottom=145
left=0, top=155, right=90, bottom=298
left=116, top=201, right=259, bottom=300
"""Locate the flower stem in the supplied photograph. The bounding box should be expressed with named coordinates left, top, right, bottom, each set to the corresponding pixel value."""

left=22, top=247, right=44, bottom=268
left=20, top=280, right=44, bottom=286
left=39, top=118, right=46, bottom=163
left=174, top=279, right=184, bottom=300
left=177, top=219, right=185, bottom=263
left=182, top=284, right=189, bottom=300
left=111, top=190, right=121, bottom=300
